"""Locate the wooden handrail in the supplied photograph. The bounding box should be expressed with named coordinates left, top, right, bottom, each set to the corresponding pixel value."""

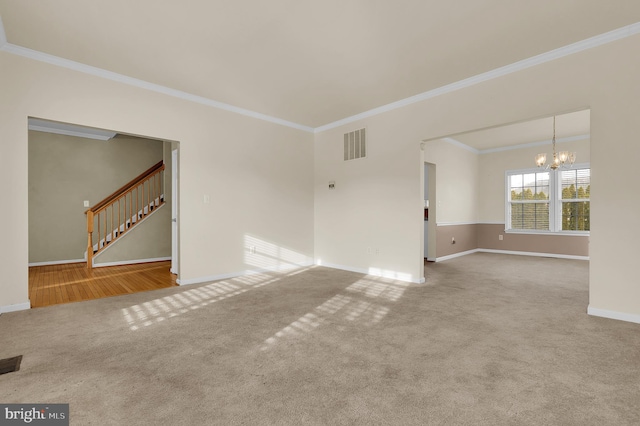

left=86, top=160, right=164, bottom=214
left=85, top=160, right=165, bottom=268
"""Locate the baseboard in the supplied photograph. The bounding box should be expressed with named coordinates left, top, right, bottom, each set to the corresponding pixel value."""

left=93, top=257, right=172, bottom=268
left=29, top=259, right=85, bottom=267
left=176, top=261, right=314, bottom=286
left=177, top=271, right=250, bottom=286
left=0, top=302, right=31, bottom=314
left=477, top=249, right=589, bottom=261
left=316, top=261, right=423, bottom=284
left=587, top=306, right=640, bottom=324
left=435, top=249, right=480, bottom=262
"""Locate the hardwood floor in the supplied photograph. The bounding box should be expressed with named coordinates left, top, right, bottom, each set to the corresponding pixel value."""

left=28, top=261, right=177, bottom=308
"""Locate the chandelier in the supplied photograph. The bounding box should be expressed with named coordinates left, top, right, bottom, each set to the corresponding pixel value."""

left=535, top=116, right=576, bottom=170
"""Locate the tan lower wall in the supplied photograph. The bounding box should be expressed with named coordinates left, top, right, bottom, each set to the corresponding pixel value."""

left=436, top=224, right=478, bottom=257
left=477, top=223, right=589, bottom=257
left=434, top=223, right=590, bottom=259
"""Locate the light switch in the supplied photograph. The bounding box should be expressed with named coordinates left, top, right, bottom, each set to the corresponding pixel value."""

left=203, top=195, right=211, bottom=204
left=83, top=200, right=90, bottom=207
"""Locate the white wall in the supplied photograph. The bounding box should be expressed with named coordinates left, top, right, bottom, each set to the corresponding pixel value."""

left=3, top=32, right=640, bottom=323
left=314, top=122, right=424, bottom=282
left=423, top=139, right=479, bottom=225
left=315, top=34, right=640, bottom=320
left=0, top=51, right=314, bottom=311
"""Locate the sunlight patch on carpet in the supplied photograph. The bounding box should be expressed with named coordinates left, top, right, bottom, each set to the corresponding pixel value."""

left=259, top=276, right=407, bottom=351
left=121, top=267, right=313, bottom=331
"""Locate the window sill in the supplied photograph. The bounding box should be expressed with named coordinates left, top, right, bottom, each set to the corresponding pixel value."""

left=505, top=230, right=590, bottom=237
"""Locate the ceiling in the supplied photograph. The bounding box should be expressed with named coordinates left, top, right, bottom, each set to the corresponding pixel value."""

left=450, top=109, right=590, bottom=151
left=1, top=1, right=639, bottom=129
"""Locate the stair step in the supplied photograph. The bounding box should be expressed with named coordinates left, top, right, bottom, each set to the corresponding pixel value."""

left=91, top=194, right=165, bottom=255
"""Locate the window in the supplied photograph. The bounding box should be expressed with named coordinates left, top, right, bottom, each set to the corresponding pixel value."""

left=506, top=165, right=590, bottom=233
left=508, top=171, right=550, bottom=230
left=560, top=168, right=590, bottom=231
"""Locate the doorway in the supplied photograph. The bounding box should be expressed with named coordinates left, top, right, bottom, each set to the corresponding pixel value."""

left=419, top=109, right=591, bottom=278
left=27, top=118, right=180, bottom=306
left=423, top=162, right=436, bottom=262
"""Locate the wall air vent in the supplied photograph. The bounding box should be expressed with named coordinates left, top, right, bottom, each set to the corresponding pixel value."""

left=344, top=128, right=366, bottom=161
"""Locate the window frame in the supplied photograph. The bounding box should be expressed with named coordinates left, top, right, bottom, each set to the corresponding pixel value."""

left=505, top=163, right=590, bottom=235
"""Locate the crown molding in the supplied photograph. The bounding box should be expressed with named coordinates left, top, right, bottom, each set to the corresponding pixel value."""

left=1, top=15, right=638, bottom=134
left=0, top=42, right=314, bottom=133
left=441, top=137, right=480, bottom=154
left=441, top=134, right=590, bottom=155
left=478, top=134, right=590, bottom=154
left=28, top=117, right=117, bottom=140
left=315, top=22, right=640, bottom=133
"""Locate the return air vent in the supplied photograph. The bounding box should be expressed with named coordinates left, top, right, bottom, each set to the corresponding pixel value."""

left=344, top=128, right=366, bottom=161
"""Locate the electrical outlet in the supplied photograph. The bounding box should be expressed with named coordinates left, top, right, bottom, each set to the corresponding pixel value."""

left=375, top=248, right=380, bottom=255
left=499, top=234, right=503, bottom=241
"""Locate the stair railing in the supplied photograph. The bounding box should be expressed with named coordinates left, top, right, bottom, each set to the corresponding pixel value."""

left=85, top=161, right=165, bottom=268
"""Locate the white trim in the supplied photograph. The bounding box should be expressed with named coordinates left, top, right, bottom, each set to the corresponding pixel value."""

left=315, top=262, right=369, bottom=276
left=0, top=43, right=314, bottom=133
left=505, top=164, right=591, bottom=234
left=587, top=306, right=640, bottom=325
left=426, top=257, right=437, bottom=262
left=434, top=248, right=589, bottom=262
left=477, top=248, right=588, bottom=260
left=505, top=230, right=589, bottom=237
left=317, top=261, right=424, bottom=284
left=440, top=134, right=592, bottom=160
left=479, top=134, right=590, bottom=154
left=93, top=257, right=172, bottom=268
left=171, top=148, right=179, bottom=276
left=435, top=222, right=589, bottom=233
left=177, top=272, right=246, bottom=286
left=441, top=137, right=480, bottom=154
left=1, top=20, right=638, bottom=134
left=177, top=261, right=314, bottom=286
left=29, top=259, right=85, bottom=267
left=0, top=302, right=31, bottom=314
left=315, top=22, right=640, bottom=132
left=0, top=16, right=7, bottom=47
left=29, top=124, right=115, bottom=140
left=435, top=249, right=480, bottom=262
left=28, top=118, right=117, bottom=140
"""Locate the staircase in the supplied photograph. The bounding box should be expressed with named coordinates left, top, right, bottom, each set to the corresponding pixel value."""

left=85, top=161, right=165, bottom=268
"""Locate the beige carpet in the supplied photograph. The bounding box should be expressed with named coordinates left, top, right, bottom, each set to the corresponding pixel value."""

left=1, top=253, right=639, bottom=425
